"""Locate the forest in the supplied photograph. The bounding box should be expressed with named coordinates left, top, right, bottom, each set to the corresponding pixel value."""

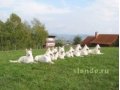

left=0, top=13, right=48, bottom=50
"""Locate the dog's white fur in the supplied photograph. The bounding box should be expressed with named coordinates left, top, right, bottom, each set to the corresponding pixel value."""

left=34, top=49, right=54, bottom=64
left=35, top=55, right=54, bottom=64
left=75, top=44, right=82, bottom=51
left=9, top=44, right=103, bottom=64
left=51, top=47, right=59, bottom=60
left=66, top=47, right=74, bottom=57
left=73, top=44, right=83, bottom=57
left=10, top=49, right=34, bottom=63
left=80, top=45, right=89, bottom=56
left=88, top=44, right=103, bottom=55
left=58, top=46, right=65, bottom=59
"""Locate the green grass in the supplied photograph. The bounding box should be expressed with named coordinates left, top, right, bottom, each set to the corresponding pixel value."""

left=0, top=47, right=118, bottom=90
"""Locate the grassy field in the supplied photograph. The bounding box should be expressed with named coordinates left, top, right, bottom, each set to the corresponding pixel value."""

left=0, top=47, right=119, bottom=90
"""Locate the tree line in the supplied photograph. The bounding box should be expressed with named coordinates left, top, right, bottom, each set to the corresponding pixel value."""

left=0, top=13, right=48, bottom=50
left=55, top=35, right=82, bottom=47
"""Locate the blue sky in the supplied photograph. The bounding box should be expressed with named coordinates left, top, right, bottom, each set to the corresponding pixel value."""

left=36, top=0, right=95, bottom=7
left=0, top=0, right=119, bottom=35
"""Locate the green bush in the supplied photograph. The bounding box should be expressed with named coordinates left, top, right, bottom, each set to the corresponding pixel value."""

left=73, top=35, right=81, bottom=45
left=55, top=39, right=64, bottom=47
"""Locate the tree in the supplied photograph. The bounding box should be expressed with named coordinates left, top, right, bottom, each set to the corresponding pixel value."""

left=55, top=39, right=64, bottom=47
left=5, top=13, right=23, bottom=50
left=73, top=35, right=81, bottom=45
left=0, top=20, right=5, bottom=50
left=32, top=18, right=48, bottom=49
left=0, top=13, right=48, bottom=50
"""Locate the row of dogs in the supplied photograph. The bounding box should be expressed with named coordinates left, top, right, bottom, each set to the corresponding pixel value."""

left=10, top=44, right=103, bottom=64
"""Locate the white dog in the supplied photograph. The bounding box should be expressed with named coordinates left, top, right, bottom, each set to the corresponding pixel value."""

left=51, top=47, right=59, bottom=60
left=80, top=45, right=89, bottom=56
left=73, top=44, right=82, bottom=57
left=58, top=46, right=65, bottom=59
left=10, top=49, right=34, bottom=63
left=75, top=44, right=82, bottom=51
left=45, top=47, right=55, bottom=60
left=88, top=44, right=103, bottom=55
left=34, top=50, right=54, bottom=64
left=66, top=47, right=74, bottom=57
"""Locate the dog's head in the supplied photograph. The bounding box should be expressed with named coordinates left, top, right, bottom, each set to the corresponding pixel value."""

left=59, top=46, right=65, bottom=52
left=26, top=48, right=32, bottom=57
left=96, top=44, right=101, bottom=50
left=70, top=47, right=74, bottom=52
left=83, top=44, right=89, bottom=51
left=54, top=47, right=58, bottom=53
left=75, top=44, right=82, bottom=51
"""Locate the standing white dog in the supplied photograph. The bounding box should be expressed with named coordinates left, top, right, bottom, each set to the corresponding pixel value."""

left=10, top=49, right=34, bottom=63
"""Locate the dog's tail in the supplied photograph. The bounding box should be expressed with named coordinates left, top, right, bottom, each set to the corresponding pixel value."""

left=9, top=60, right=19, bottom=63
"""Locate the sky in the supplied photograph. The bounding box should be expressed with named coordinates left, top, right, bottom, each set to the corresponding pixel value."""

left=0, top=0, right=119, bottom=35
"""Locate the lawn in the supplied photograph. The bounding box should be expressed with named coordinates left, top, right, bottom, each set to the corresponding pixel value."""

left=0, top=47, right=119, bottom=90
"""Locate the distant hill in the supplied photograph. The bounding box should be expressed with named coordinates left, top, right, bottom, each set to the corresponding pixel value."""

left=50, top=34, right=88, bottom=43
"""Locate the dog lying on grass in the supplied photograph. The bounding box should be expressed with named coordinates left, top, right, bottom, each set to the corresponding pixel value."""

left=88, top=44, right=103, bottom=55
left=34, top=48, right=54, bottom=64
left=9, top=44, right=103, bottom=64
left=66, top=47, right=74, bottom=57
left=58, top=46, right=66, bottom=59
left=74, top=44, right=83, bottom=57
left=10, top=49, right=34, bottom=63
left=80, top=45, right=89, bottom=56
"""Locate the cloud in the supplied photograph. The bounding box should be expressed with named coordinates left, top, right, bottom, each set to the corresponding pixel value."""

left=0, top=0, right=14, bottom=8
left=0, top=0, right=119, bottom=34
left=0, top=0, right=71, bottom=15
left=45, top=0, right=119, bottom=34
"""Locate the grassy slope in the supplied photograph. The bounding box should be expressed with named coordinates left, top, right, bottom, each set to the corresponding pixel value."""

left=0, top=47, right=118, bottom=90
